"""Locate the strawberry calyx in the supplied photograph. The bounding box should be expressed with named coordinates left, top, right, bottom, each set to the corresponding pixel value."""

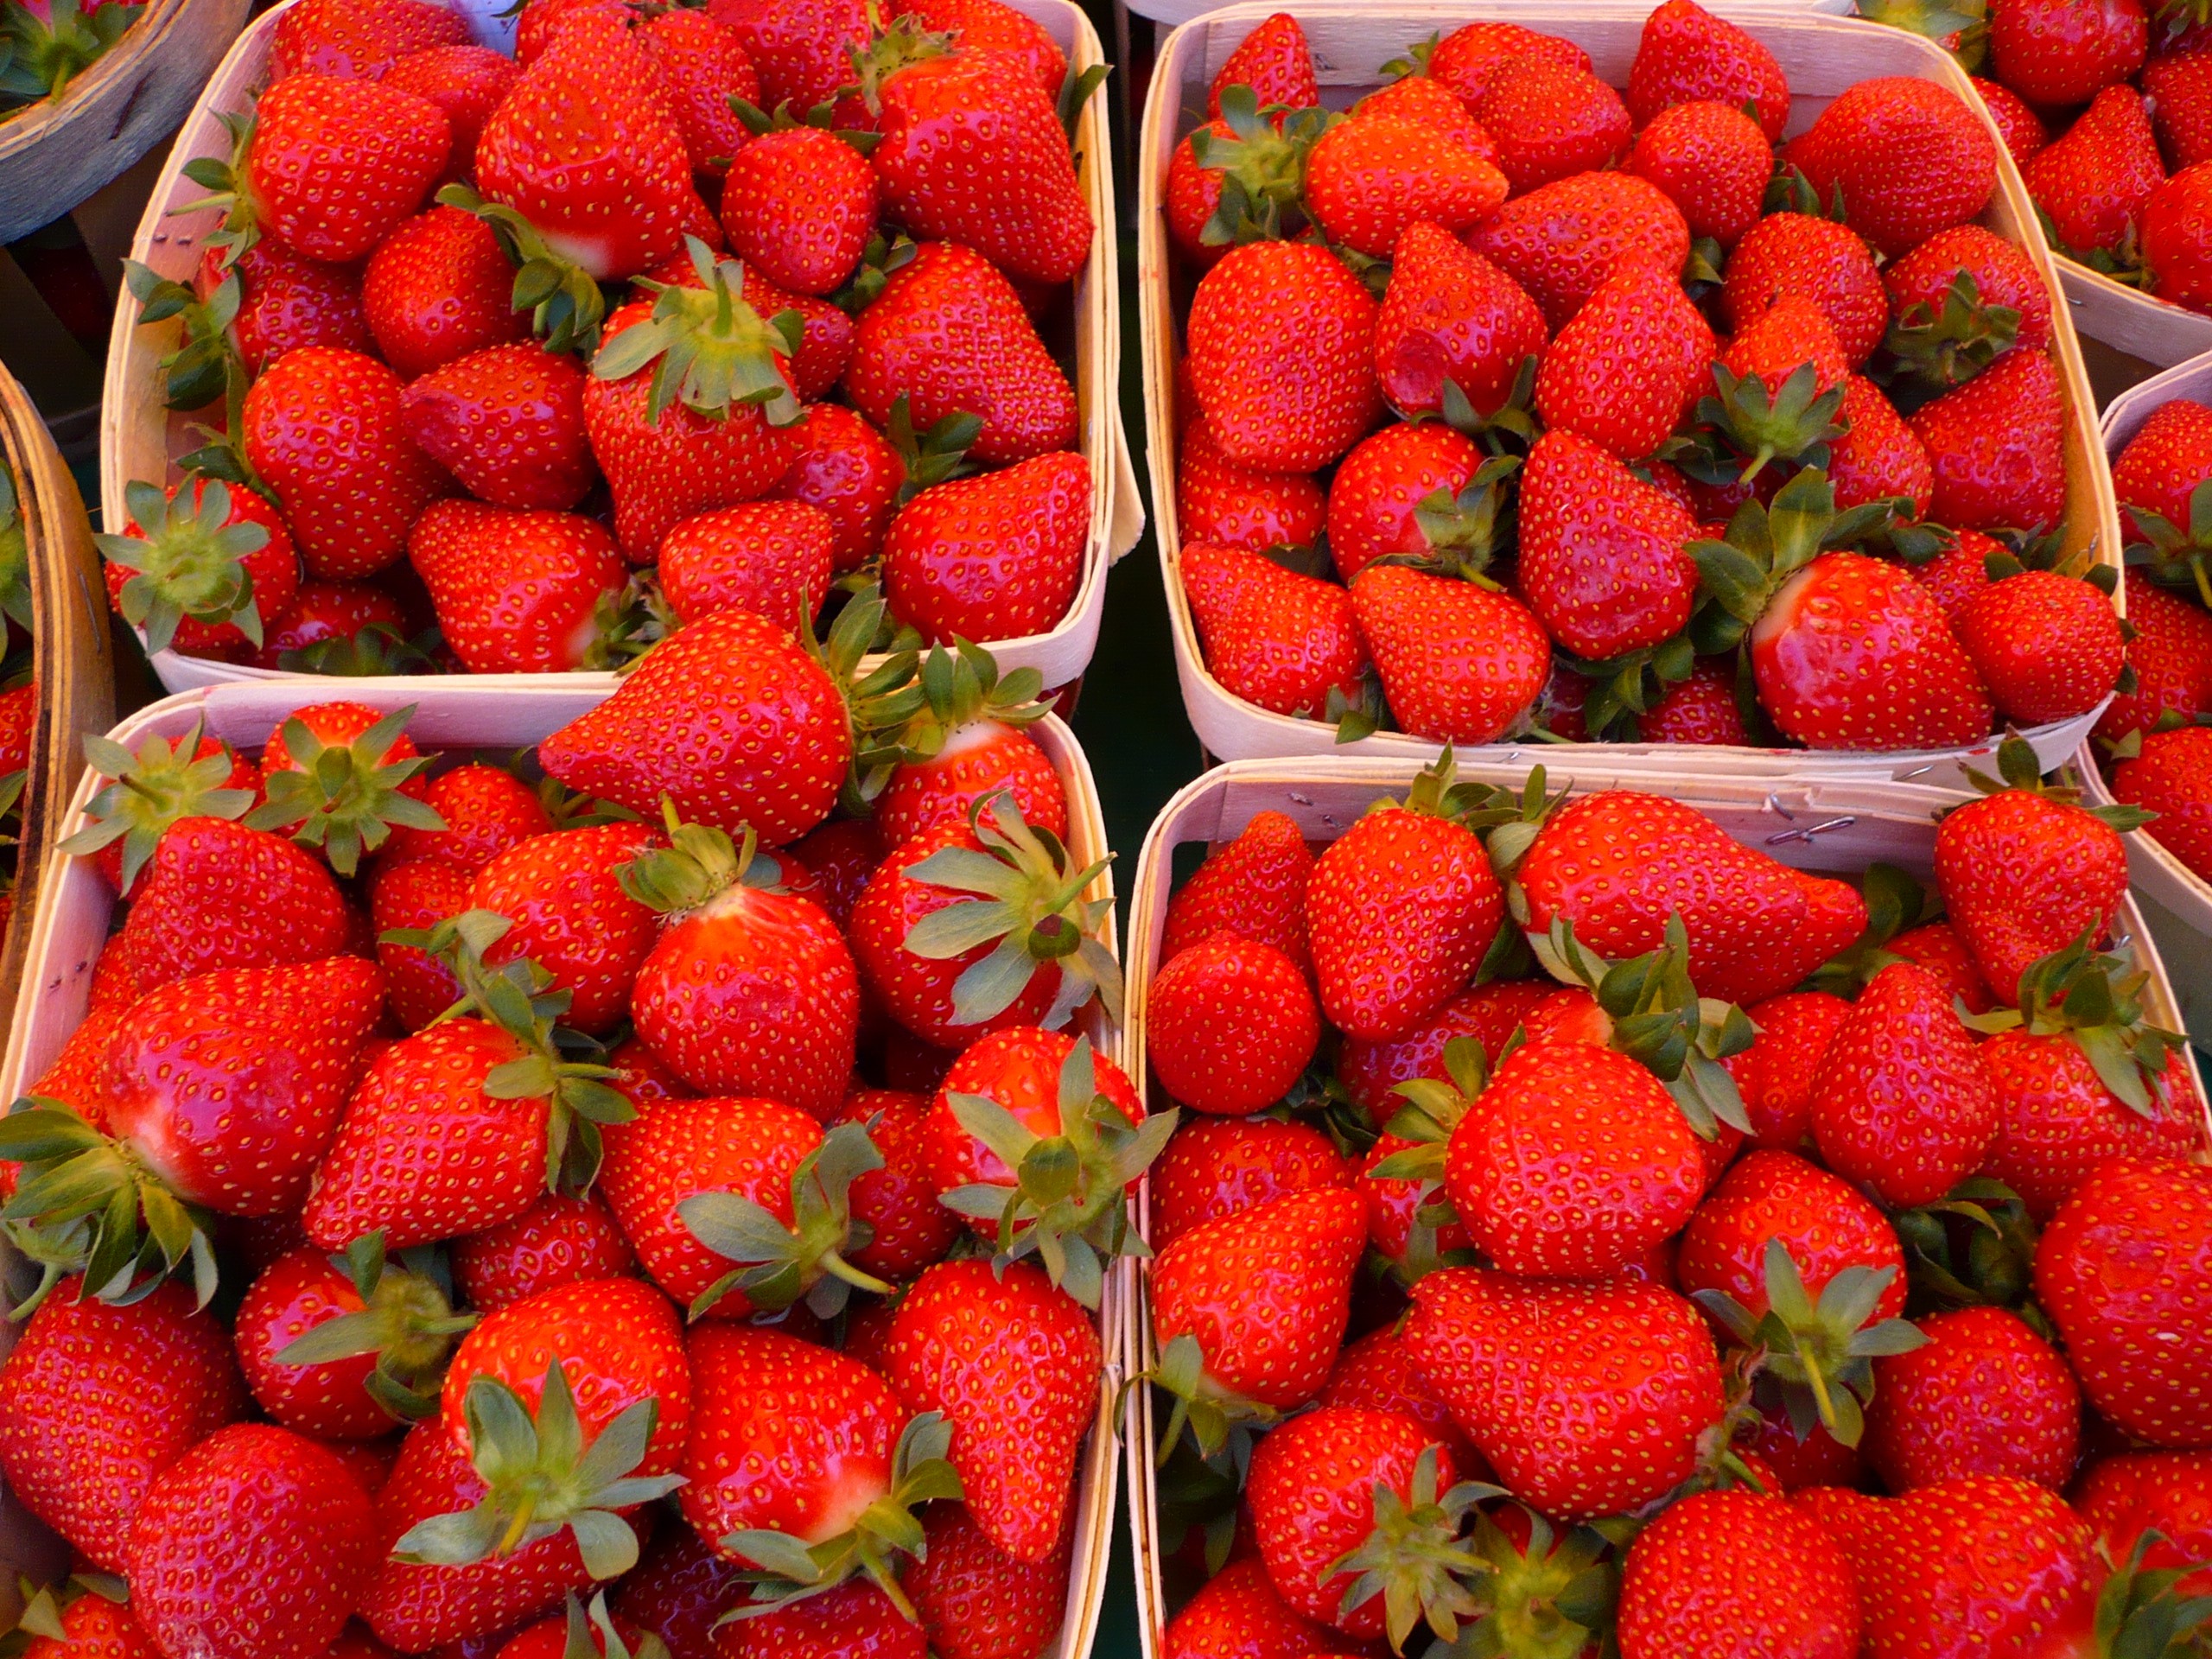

left=2121, top=476, right=2212, bottom=611
left=885, top=393, right=981, bottom=505
left=1961, top=930, right=2190, bottom=1119
left=844, top=4, right=956, bottom=118
left=1851, top=0, right=1987, bottom=55
left=279, top=620, right=440, bottom=677
left=591, top=237, right=803, bottom=427
left=1325, top=1446, right=1505, bottom=1653
left=717, top=1411, right=962, bottom=1622
left=272, top=1231, right=479, bottom=1423
left=439, top=182, right=609, bottom=356
left=1892, top=1177, right=2043, bottom=1319
left=1454, top=1504, right=1619, bottom=1659
left=728, top=93, right=882, bottom=156
left=616, top=798, right=791, bottom=915
left=938, top=1033, right=1173, bottom=1308
left=59, top=720, right=255, bottom=893
left=246, top=704, right=445, bottom=877
left=897, top=788, right=1121, bottom=1030
left=1688, top=361, right=1848, bottom=490
left=677, top=1120, right=893, bottom=1319
left=1148, top=1329, right=1281, bottom=1459
left=1955, top=731, right=2153, bottom=831
left=3, top=1573, right=130, bottom=1653
left=1369, top=1035, right=1488, bottom=1282
left=393, top=1359, right=682, bottom=1580
left=1375, top=454, right=1519, bottom=586
left=171, top=109, right=264, bottom=267
left=1687, top=467, right=1901, bottom=658
left=1809, top=862, right=1943, bottom=997
left=1693, top=1238, right=1926, bottom=1447
left=830, top=232, right=918, bottom=315
left=2159, top=0, right=2212, bottom=45
left=2037, top=206, right=2147, bottom=284
left=119, top=258, right=246, bottom=416
left=584, top=571, right=677, bottom=671
left=1880, top=269, right=2024, bottom=392
left=801, top=582, right=925, bottom=812
left=555, top=1592, right=672, bottom=1659
left=889, top=639, right=1051, bottom=766
left=1189, top=85, right=1332, bottom=249
left=95, top=477, right=273, bottom=655
left=1763, top=163, right=1849, bottom=225
left=2090, top=1527, right=2212, bottom=1655
left=1434, top=359, right=1541, bottom=449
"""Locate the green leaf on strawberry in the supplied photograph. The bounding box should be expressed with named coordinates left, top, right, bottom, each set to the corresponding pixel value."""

left=272, top=1231, right=477, bottom=1424
left=677, top=1120, right=893, bottom=1320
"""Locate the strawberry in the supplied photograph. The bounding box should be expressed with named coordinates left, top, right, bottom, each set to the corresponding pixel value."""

left=830, top=1087, right=961, bottom=1278
left=1405, top=1266, right=1724, bottom=1522
left=1511, top=790, right=1867, bottom=1008
left=1633, top=658, right=1751, bottom=744
left=2113, top=398, right=2212, bottom=596
left=2075, top=1452, right=2212, bottom=1599
left=269, top=0, right=469, bottom=80
left=1627, top=0, right=1791, bottom=140
left=249, top=73, right=452, bottom=262
left=1207, top=11, right=1316, bottom=116
left=1538, top=264, right=1715, bottom=466
left=1326, top=422, right=1484, bottom=583
left=1150, top=1116, right=1348, bottom=1250
left=200, top=239, right=372, bottom=374
left=1889, top=918, right=1999, bottom=1014
left=1991, top=0, right=2147, bottom=107
left=1827, top=374, right=1932, bottom=515
left=243, top=346, right=454, bottom=582
left=635, top=8, right=760, bottom=181
left=609, top=1528, right=747, bottom=1658
left=1627, top=99, right=1771, bottom=248
left=234, top=1238, right=472, bottom=1439
left=61, top=726, right=258, bottom=895
left=463, top=823, right=658, bottom=1035
left=883, top=452, right=1089, bottom=644
left=1419, top=20, right=1589, bottom=106
left=1861, top=1306, right=2078, bottom=1493
left=874, top=645, right=1067, bottom=849
left=1956, top=569, right=2125, bottom=727
left=1159, top=807, right=1313, bottom=974
left=2113, top=724, right=2212, bottom=880
left=127, top=1423, right=378, bottom=1659
left=1185, top=241, right=1381, bottom=473
left=252, top=582, right=413, bottom=671
left=880, top=1256, right=1096, bottom=1563
left=1720, top=213, right=1888, bottom=368
left=723, top=1576, right=926, bottom=1659
left=1305, top=760, right=1502, bottom=1042
left=1974, top=73, right=2049, bottom=164
left=904, top=1503, right=1068, bottom=1659
left=656, top=500, right=833, bottom=633
left=2145, top=162, right=2212, bottom=312
left=8, top=1586, right=163, bottom=1659
left=714, top=0, right=866, bottom=111
left=720, top=124, right=875, bottom=297
left=0, top=1279, right=244, bottom=1572
left=1517, top=425, right=1700, bottom=661
left=1809, top=962, right=1997, bottom=1209
left=251, top=701, right=439, bottom=875
left=1147, top=1187, right=1368, bottom=1449
left=451, top=1193, right=634, bottom=1313
left=1321, top=1326, right=1477, bottom=1471
left=1884, top=224, right=2055, bottom=384
left=98, top=477, right=298, bottom=660
left=1164, top=95, right=1314, bottom=270
left=844, top=240, right=1077, bottom=466
left=1784, top=77, right=1997, bottom=257
left=117, top=816, right=353, bottom=990
left=1160, top=1556, right=1354, bottom=1659
left=1354, top=73, right=1494, bottom=155
left=1302, top=114, right=1507, bottom=258
left=1176, top=416, right=1327, bottom=550
left=777, top=403, right=904, bottom=571
left=408, top=499, right=626, bottom=674
left=1371, top=222, right=1546, bottom=421
left=1147, top=933, right=1319, bottom=1116
left=2025, top=86, right=2164, bottom=260
left=789, top=818, right=881, bottom=931
left=1897, top=524, right=1996, bottom=624
left=1616, top=1490, right=1859, bottom=1659
left=477, top=10, right=699, bottom=283
left=905, top=0, right=1065, bottom=97
left=1336, top=978, right=1553, bottom=1121
left=1719, top=992, right=1850, bottom=1151
left=385, top=44, right=519, bottom=183
left=1444, top=1040, right=1705, bottom=1278
left=2145, top=48, right=2212, bottom=168
left=386, top=762, right=556, bottom=873
left=537, top=606, right=852, bottom=843
left=401, top=342, right=599, bottom=513
left=1181, top=541, right=1370, bottom=722
left=363, top=206, right=531, bottom=379
left=1474, top=56, right=1630, bottom=195
left=1468, top=171, right=1689, bottom=332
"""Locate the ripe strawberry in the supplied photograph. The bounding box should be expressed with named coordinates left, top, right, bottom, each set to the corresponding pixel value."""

left=1182, top=541, right=1370, bottom=722
left=251, top=701, right=437, bottom=877
left=243, top=346, right=454, bottom=582
left=407, top=499, right=625, bottom=674
left=537, top=606, right=851, bottom=842
left=1721, top=213, right=1888, bottom=368
left=1371, top=222, right=1545, bottom=421
left=385, top=762, right=557, bottom=873
left=363, top=207, right=531, bottom=379
left=1159, top=807, right=1313, bottom=973
left=1975, top=74, right=2050, bottom=165
left=1512, top=791, right=1867, bottom=1008
left=1957, top=569, right=2125, bottom=727
left=1634, top=658, right=1751, bottom=744
left=99, top=477, right=298, bottom=661
left=2145, top=48, right=2212, bottom=169
left=385, top=44, right=519, bottom=182
left=1306, top=762, right=1502, bottom=1041
left=722, top=1575, right=925, bottom=1659
left=609, top=1528, right=747, bottom=1658
left=1899, top=524, right=1998, bottom=624
left=1991, top=0, right=2146, bottom=107
left=199, top=238, right=372, bottom=374
left=400, top=342, right=600, bottom=513
left=467, top=822, right=658, bottom=1033
left=1302, top=113, right=1507, bottom=258
left=1861, top=1306, right=2078, bottom=1492
left=874, top=647, right=1067, bottom=849
left=269, top=0, right=467, bottom=79
left=2113, top=724, right=2212, bottom=880
left=0, top=1279, right=244, bottom=1572
left=1809, top=962, right=1997, bottom=1209
left=60, top=726, right=258, bottom=895
left=127, top=1423, right=377, bottom=1659
left=1185, top=241, right=1382, bottom=473
left=2024, top=86, right=2164, bottom=259
left=831, top=1087, right=962, bottom=1278
left=1405, top=1267, right=1724, bottom=1522
left=251, top=582, right=413, bottom=671
left=715, top=0, right=867, bottom=111
left=720, top=125, right=875, bottom=298
left=1176, top=416, right=1326, bottom=550
left=1884, top=224, right=2055, bottom=379
left=904, top=1503, right=1067, bottom=1659
left=1533, top=264, right=1713, bottom=465
left=1516, top=426, right=1700, bottom=660
left=1150, top=1116, right=1347, bottom=1250
left=1160, top=1556, right=1351, bottom=1659
left=1468, top=171, right=1688, bottom=331
left=1207, top=10, right=1316, bottom=115
left=2075, top=1452, right=2212, bottom=1599
left=116, top=816, right=352, bottom=990
left=1719, top=991, right=1850, bottom=1151
left=633, top=8, right=760, bottom=181
left=1147, top=934, right=1319, bottom=1116
left=776, top=403, right=904, bottom=571
left=1474, top=56, right=1630, bottom=194
left=1888, top=918, right=1998, bottom=1014
left=1627, top=0, right=1791, bottom=141
left=249, top=73, right=452, bottom=262
left=2145, top=162, right=2212, bottom=312
left=1616, top=1490, right=1859, bottom=1659
left=906, top=0, right=1066, bottom=97
left=1627, top=99, right=1770, bottom=247
left=883, top=452, right=1089, bottom=644
left=453, top=1193, right=634, bottom=1313
left=1355, top=72, right=1494, bottom=154
left=1421, top=19, right=1588, bottom=106
left=1336, top=978, right=1553, bottom=1121
left=656, top=500, right=834, bottom=633
left=2114, top=398, right=2212, bottom=577
left=1785, top=77, right=1997, bottom=257
left=1827, top=375, right=1932, bottom=515
left=8, top=1586, right=163, bottom=1659
left=1328, top=423, right=1484, bottom=582
left=476, top=10, right=698, bottom=283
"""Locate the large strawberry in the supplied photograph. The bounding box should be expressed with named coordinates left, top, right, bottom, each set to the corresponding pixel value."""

left=1157, top=807, right=1313, bottom=971
left=1302, top=112, right=1507, bottom=258
left=1991, top=0, right=2145, bottom=108
left=469, top=822, right=661, bottom=1037
left=1907, top=348, right=2069, bottom=534
left=1720, top=212, right=1888, bottom=368
left=1372, top=221, right=1547, bottom=421
left=1516, top=426, right=1701, bottom=658
left=1349, top=562, right=1550, bottom=747
left=1175, top=416, right=1326, bottom=551
left=1181, top=541, right=1371, bottom=723
left=363, top=206, right=532, bottom=379
left=1149, top=1115, right=1349, bottom=1250
left=882, top=452, right=1089, bottom=644
left=2075, top=1452, right=2212, bottom=1600
left=1616, top=1490, right=1859, bottom=1659
left=407, top=499, right=626, bottom=674
left=1147, top=932, right=1318, bottom=1117
left=1626, top=0, right=1791, bottom=141
left=1784, top=76, right=1997, bottom=257
left=2025, top=85, right=2164, bottom=262
left=720, top=119, right=876, bottom=297
left=1469, top=171, right=1688, bottom=331
left=247, top=73, right=453, bottom=262
left=1860, top=1306, right=2079, bottom=1493
left=1626, top=99, right=1770, bottom=249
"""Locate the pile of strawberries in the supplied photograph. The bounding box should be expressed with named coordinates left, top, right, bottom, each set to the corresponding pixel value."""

left=104, top=0, right=1098, bottom=676
left=1869, top=0, right=2212, bottom=315
left=1166, top=3, right=2127, bottom=753
left=1141, top=748, right=2212, bottom=1656
left=0, top=617, right=1142, bottom=1659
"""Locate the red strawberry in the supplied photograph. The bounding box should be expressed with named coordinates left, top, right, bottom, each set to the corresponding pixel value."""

left=407, top=499, right=624, bottom=674
left=385, top=44, right=520, bottom=182
left=61, top=727, right=258, bottom=895
left=243, top=346, right=454, bottom=582
left=1956, top=569, right=2125, bottom=727
left=830, top=1087, right=961, bottom=1279
left=715, top=0, right=867, bottom=111
left=8, top=1586, right=163, bottom=1659
left=1900, top=524, right=1998, bottom=624
left=1302, top=114, right=1507, bottom=258
left=1176, top=416, right=1326, bottom=551
left=127, top=1423, right=378, bottom=1659
left=0, top=1279, right=244, bottom=1572
left=1371, top=221, right=1545, bottom=421
left=363, top=207, right=531, bottom=379
left=655, top=501, right=833, bottom=632
left=1720, top=992, right=1851, bottom=1152
left=1321, top=1326, right=1478, bottom=1473
left=788, top=818, right=881, bottom=931
left=904, top=1503, right=1067, bottom=1659
left=1159, top=807, right=1313, bottom=973
left=1207, top=11, right=1316, bottom=116
left=1627, top=99, right=1770, bottom=248
left=873, top=648, right=1067, bottom=849
left=844, top=240, right=1077, bottom=467
left=477, top=10, right=699, bottom=283
left=118, top=815, right=353, bottom=989
left=1147, top=934, right=1319, bottom=1116
left=249, top=73, right=452, bottom=262
left=1336, top=979, right=1552, bottom=1121
left=1421, top=20, right=1588, bottom=107
left=453, top=1193, right=635, bottom=1313
left=1406, top=1267, right=1724, bottom=1522
left=386, top=762, right=556, bottom=872
left=1635, top=658, right=1751, bottom=745
left=720, top=125, right=876, bottom=297
left=905, top=0, right=1065, bottom=97
left=2144, top=162, right=2212, bottom=312
left=99, top=476, right=298, bottom=662
left=1809, top=962, right=1997, bottom=1209
left=722, top=1575, right=926, bottom=1659
left=1534, top=264, right=1714, bottom=465
left=1884, top=223, right=2056, bottom=378
left=881, top=1256, right=1097, bottom=1563
left=251, top=582, right=413, bottom=671
left=1468, top=170, right=1688, bottom=331
left=400, top=342, right=600, bottom=512
left=270, top=0, right=468, bottom=79
left=1785, top=77, right=1997, bottom=257
left=1627, top=0, right=1791, bottom=141
left=777, top=403, right=904, bottom=572
left=1474, top=56, right=1630, bottom=195
left=1160, top=1556, right=1352, bottom=1659
left=1150, top=1116, right=1348, bottom=1251
left=1827, top=374, right=1933, bottom=515
left=1355, top=73, right=1494, bottom=156
left=1676, top=1147, right=1908, bottom=1331
left=1991, top=0, right=2147, bottom=107
left=884, top=452, right=1089, bottom=644
left=200, top=239, right=372, bottom=374
left=1328, top=423, right=1489, bottom=583
left=1617, top=1490, right=1859, bottom=1659
left=1890, top=918, right=1998, bottom=1014
left=2145, top=48, right=2212, bottom=169
left=1516, top=425, right=1700, bottom=658
left=1976, top=73, right=2050, bottom=164
left=635, top=8, right=760, bottom=181
left=2113, top=724, right=2212, bottom=880
left=610, top=1528, right=747, bottom=1658
left=1861, top=1306, right=2078, bottom=1492
left=537, top=606, right=851, bottom=842
left=467, top=823, right=658, bottom=1034
left=1721, top=213, right=1888, bottom=368
left=1181, top=541, right=1370, bottom=722
left=2075, top=1452, right=2212, bottom=1599
left=2025, top=86, right=2164, bottom=259
left=1185, top=241, right=1381, bottom=473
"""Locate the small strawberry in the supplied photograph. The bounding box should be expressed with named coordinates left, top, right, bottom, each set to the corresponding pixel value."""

left=2112, top=723, right=2212, bottom=880
left=1147, top=933, right=1319, bottom=1116
left=1616, top=1490, right=1859, bottom=1659
left=98, top=477, right=297, bottom=661
left=1627, top=0, right=1791, bottom=141
left=249, top=73, right=453, bottom=262
left=883, top=452, right=1089, bottom=644
left=1302, top=113, right=1507, bottom=258
left=654, top=500, right=835, bottom=633
left=364, top=206, right=531, bottom=379
left=1890, top=918, right=1999, bottom=1015
left=408, top=499, right=626, bottom=674
left=1990, top=0, right=2147, bottom=108
left=269, top=0, right=469, bottom=79
left=1827, top=374, right=1933, bottom=515
left=6, top=1582, right=162, bottom=1659
left=719, top=118, right=877, bottom=298
left=1784, top=77, right=1997, bottom=257
left=1207, top=11, right=1317, bottom=116
left=252, top=582, right=414, bottom=671
left=777, top=402, right=905, bottom=571
left=1180, top=541, right=1370, bottom=723
left=1975, top=73, right=2050, bottom=164
left=1634, top=658, right=1751, bottom=744
left=400, top=342, right=600, bottom=513
left=1473, top=56, right=1630, bottom=194
left=905, top=0, right=1066, bottom=96
left=452, top=1192, right=634, bottom=1313
left=1371, top=221, right=1546, bottom=422
left=386, top=763, right=557, bottom=873
left=715, top=0, right=867, bottom=111
left=1861, top=1306, right=2079, bottom=1493
left=1150, top=1116, right=1348, bottom=1250
left=1627, top=99, right=1771, bottom=248
left=2025, top=86, right=2164, bottom=261
left=1721, top=213, right=1888, bottom=368
left=1468, top=170, right=1689, bottom=331
left=1176, top=416, right=1326, bottom=550
left=1721, top=991, right=1851, bottom=1151
left=1158, top=807, right=1313, bottom=972
left=833, top=1086, right=963, bottom=1279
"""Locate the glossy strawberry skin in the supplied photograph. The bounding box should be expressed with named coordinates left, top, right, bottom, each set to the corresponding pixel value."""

left=830, top=1087, right=962, bottom=1280
left=250, top=73, right=453, bottom=263
left=721, top=127, right=875, bottom=296
left=1516, top=424, right=1701, bottom=654
left=2075, top=1452, right=2212, bottom=1599
left=1956, top=570, right=2125, bottom=727
left=1721, top=213, right=1888, bottom=368
left=363, top=207, right=531, bottom=379
left=1785, top=76, right=1997, bottom=257
left=385, top=42, right=519, bottom=182
left=1175, top=416, right=1327, bottom=551
left=776, top=403, right=904, bottom=573
left=1147, top=934, right=1319, bottom=1117
left=1991, top=0, right=2146, bottom=108
left=1183, top=541, right=1370, bottom=722
left=1206, top=10, right=1317, bottom=115
left=385, top=763, right=556, bottom=873
left=1159, top=1555, right=1352, bottom=1659
left=884, top=453, right=1090, bottom=645
left=1150, top=1116, right=1348, bottom=1252
left=1862, top=1306, right=2079, bottom=1493
left=920, top=1027, right=1145, bottom=1221
left=1160, top=807, right=1314, bottom=976
left=234, top=1248, right=395, bottom=1441
left=1372, top=222, right=1547, bottom=421
left=1627, top=99, right=1770, bottom=247
left=1302, top=113, right=1509, bottom=258
left=1326, top=422, right=1484, bottom=584
left=2113, top=724, right=2212, bottom=881
left=1627, top=0, right=1792, bottom=141
left=1474, top=57, right=1630, bottom=195
left=1336, top=979, right=1554, bottom=1122
left=467, top=822, right=658, bottom=1035
left=453, top=1193, right=637, bottom=1313
left=905, top=1500, right=1069, bottom=1659
left=1616, top=1490, right=1860, bottom=1659
left=1532, top=264, right=1715, bottom=466
left=1933, top=787, right=2127, bottom=1008
left=400, top=343, right=600, bottom=513
left=874, top=722, right=1067, bottom=852
left=1468, top=170, right=1689, bottom=332
left=1908, top=346, right=2068, bottom=534
left=609, top=1527, right=748, bottom=1659
left=408, top=499, right=626, bottom=674
left=1883, top=224, right=2055, bottom=353
left=1720, top=992, right=1851, bottom=1152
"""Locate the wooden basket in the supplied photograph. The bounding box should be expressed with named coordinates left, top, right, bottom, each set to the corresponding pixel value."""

left=101, top=0, right=1143, bottom=696
left=0, top=680, right=1126, bottom=1659
left=1114, top=752, right=2203, bottom=1656
left=1136, top=2, right=2126, bottom=785
left=0, top=0, right=249, bottom=246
